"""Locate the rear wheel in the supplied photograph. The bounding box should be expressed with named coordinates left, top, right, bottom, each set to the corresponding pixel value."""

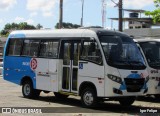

left=118, top=97, right=136, bottom=106
left=81, top=88, right=97, bottom=107
left=22, top=80, right=40, bottom=98
left=54, top=92, right=69, bottom=99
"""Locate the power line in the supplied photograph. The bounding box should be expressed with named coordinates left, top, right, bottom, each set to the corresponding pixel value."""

left=111, top=0, right=118, bottom=6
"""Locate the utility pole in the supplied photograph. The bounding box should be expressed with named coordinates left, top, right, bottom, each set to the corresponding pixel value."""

left=81, top=0, right=84, bottom=27
left=118, top=0, right=123, bottom=32
left=102, top=0, right=106, bottom=28
left=59, top=0, right=63, bottom=29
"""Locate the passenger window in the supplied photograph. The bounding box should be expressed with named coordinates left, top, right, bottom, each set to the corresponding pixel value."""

left=81, top=40, right=102, bottom=64
left=8, top=39, right=23, bottom=56
left=22, top=40, right=39, bottom=57
left=73, top=43, right=81, bottom=66
left=39, top=40, right=59, bottom=58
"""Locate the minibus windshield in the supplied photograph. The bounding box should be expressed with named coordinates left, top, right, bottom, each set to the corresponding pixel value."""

left=139, top=41, right=160, bottom=69
left=99, top=35, right=146, bottom=69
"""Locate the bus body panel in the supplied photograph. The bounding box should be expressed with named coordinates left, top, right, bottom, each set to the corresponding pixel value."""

left=35, top=58, right=50, bottom=91
left=143, top=56, right=160, bottom=95
left=136, top=39, right=160, bottom=95
left=104, top=66, right=121, bottom=97
left=3, top=56, right=36, bottom=88
left=104, top=66, right=148, bottom=97
left=147, top=67, right=160, bottom=94
left=49, top=59, right=59, bottom=92
left=78, top=61, right=105, bottom=97
left=35, top=58, right=58, bottom=92
left=57, top=60, right=63, bottom=92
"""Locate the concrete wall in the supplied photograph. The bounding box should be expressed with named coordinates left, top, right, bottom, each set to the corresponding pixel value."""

left=124, top=28, right=160, bottom=39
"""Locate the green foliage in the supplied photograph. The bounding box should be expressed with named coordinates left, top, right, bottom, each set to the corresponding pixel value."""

left=154, top=0, right=160, bottom=7
left=55, top=22, right=81, bottom=29
left=0, top=22, right=37, bottom=36
left=36, top=23, right=43, bottom=29
left=18, top=22, right=36, bottom=30
left=145, top=0, right=160, bottom=23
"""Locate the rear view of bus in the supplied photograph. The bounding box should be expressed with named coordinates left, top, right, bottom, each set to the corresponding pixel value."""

left=136, top=39, right=160, bottom=98
left=3, top=29, right=149, bottom=108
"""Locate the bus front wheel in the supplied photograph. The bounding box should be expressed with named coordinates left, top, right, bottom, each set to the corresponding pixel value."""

left=118, top=96, right=136, bottom=106
left=22, top=81, right=40, bottom=98
left=81, top=88, right=97, bottom=107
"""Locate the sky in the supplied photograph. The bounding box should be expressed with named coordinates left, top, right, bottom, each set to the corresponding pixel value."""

left=0, top=0, right=156, bottom=31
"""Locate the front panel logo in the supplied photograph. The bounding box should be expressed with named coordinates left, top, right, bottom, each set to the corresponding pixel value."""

left=30, top=58, right=37, bottom=70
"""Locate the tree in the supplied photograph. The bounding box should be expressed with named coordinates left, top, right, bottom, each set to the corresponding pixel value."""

left=19, top=22, right=36, bottom=30
left=0, top=22, right=36, bottom=36
left=145, top=0, right=160, bottom=23
left=55, top=22, right=81, bottom=29
left=36, top=23, right=43, bottom=29
left=0, top=30, right=8, bottom=36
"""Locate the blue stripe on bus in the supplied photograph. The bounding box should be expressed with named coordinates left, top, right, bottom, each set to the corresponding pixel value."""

left=3, top=56, right=36, bottom=89
left=9, top=33, right=26, bottom=38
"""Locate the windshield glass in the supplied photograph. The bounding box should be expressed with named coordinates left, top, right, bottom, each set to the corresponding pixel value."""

left=99, top=35, right=146, bottom=69
left=139, top=41, right=160, bottom=69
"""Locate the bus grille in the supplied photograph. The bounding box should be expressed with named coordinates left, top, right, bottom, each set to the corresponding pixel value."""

left=124, top=78, right=145, bottom=92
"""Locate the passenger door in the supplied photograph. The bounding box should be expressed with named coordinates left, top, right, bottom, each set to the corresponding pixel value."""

left=61, top=40, right=81, bottom=93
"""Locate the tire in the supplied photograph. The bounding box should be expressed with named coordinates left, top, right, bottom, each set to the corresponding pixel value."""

left=22, top=80, right=40, bottom=99
left=34, top=90, right=41, bottom=98
left=97, top=97, right=104, bottom=103
left=154, top=94, right=160, bottom=99
left=118, top=96, right=136, bottom=106
left=54, top=92, right=69, bottom=99
left=81, top=88, right=97, bottom=107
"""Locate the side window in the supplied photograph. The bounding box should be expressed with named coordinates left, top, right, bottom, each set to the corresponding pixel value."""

left=39, top=40, right=59, bottom=58
left=81, top=40, right=102, bottom=64
left=22, top=40, right=39, bottom=57
left=8, top=39, right=23, bottom=56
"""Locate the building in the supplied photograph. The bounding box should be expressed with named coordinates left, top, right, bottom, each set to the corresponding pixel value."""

left=109, top=9, right=159, bottom=30
left=124, top=28, right=160, bottom=39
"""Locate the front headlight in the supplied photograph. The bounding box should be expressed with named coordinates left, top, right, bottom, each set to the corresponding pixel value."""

left=107, top=74, right=122, bottom=84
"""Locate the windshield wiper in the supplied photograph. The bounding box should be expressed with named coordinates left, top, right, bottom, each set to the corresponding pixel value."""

left=111, top=60, right=131, bottom=66
left=129, top=61, right=144, bottom=65
left=128, top=61, right=144, bottom=66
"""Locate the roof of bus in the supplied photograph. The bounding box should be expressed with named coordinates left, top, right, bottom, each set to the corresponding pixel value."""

left=9, top=28, right=128, bottom=38
left=135, top=39, right=160, bottom=43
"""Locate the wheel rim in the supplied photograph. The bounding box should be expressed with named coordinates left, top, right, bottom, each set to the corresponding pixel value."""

left=24, top=84, right=31, bottom=96
left=83, top=91, right=94, bottom=106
